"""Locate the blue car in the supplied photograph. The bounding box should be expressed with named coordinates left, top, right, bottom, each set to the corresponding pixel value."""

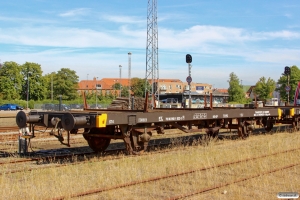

left=0, top=104, right=17, bottom=110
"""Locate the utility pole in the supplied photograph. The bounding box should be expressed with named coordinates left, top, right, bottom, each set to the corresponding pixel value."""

left=145, top=0, right=159, bottom=108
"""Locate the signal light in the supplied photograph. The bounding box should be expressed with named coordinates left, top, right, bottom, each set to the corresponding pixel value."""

left=186, top=54, right=192, bottom=63
left=284, top=66, right=291, bottom=75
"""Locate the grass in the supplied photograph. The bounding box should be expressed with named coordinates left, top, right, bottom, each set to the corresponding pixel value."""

left=0, top=131, right=299, bottom=200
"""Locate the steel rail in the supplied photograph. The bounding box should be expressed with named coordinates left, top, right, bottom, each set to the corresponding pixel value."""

left=168, top=163, right=300, bottom=200
left=0, top=139, right=177, bottom=174
left=50, top=147, right=300, bottom=200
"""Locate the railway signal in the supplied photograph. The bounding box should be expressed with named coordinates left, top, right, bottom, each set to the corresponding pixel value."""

left=284, top=66, right=291, bottom=75
left=186, top=54, right=192, bottom=63
left=186, top=76, right=192, bottom=83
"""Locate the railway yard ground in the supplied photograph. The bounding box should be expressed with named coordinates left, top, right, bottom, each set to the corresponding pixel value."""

left=0, top=111, right=299, bottom=199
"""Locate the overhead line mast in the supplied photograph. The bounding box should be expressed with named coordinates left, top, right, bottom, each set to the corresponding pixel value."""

left=145, top=0, right=159, bottom=108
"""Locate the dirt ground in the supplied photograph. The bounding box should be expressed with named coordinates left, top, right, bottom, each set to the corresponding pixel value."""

left=0, top=110, right=24, bottom=126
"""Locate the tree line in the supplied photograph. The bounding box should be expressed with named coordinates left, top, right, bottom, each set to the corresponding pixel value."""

left=0, top=61, right=151, bottom=107
left=0, top=61, right=298, bottom=106
left=228, top=65, right=300, bottom=104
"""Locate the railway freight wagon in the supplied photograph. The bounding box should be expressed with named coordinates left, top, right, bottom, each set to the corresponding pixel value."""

left=16, top=105, right=300, bottom=154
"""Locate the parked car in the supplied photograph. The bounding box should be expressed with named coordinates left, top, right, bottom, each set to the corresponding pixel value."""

left=15, top=105, right=24, bottom=110
left=0, top=104, right=17, bottom=110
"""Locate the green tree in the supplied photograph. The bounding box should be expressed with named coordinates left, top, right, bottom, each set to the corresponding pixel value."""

left=276, top=65, right=300, bottom=102
left=131, top=78, right=151, bottom=97
left=0, top=61, right=23, bottom=100
left=112, top=82, right=121, bottom=90
left=228, top=72, right=246, bottom=103
left=53, top=68, right=79, bottom=100
left=121, top=86, right=129, bottom=97
left=253, top=77, right=276, bottom=102
left=21, top=62, right=47, bottom=101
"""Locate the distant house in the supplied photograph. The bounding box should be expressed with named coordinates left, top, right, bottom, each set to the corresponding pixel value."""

left=245, top=86, right=256, bottom=99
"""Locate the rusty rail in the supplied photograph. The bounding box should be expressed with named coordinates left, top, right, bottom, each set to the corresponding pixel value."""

left=0, top=126, right=19, bottom=132
left=168, top=163, right=300, bottom=200
left=51, top=147, right=300, bottom=200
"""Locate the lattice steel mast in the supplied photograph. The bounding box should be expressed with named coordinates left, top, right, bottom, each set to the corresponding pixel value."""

left=145, top=0, right=159, bottom=107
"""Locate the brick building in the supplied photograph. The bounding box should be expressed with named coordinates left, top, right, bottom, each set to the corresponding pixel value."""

left=78, top=77, right=228, bottom=103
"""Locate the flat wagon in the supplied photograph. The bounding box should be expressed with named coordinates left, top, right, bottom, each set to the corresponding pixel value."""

left=16, top=104, right=300, bottom=154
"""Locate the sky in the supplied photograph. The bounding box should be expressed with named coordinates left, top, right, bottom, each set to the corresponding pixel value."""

left=0, top=0, right=300, bottom=88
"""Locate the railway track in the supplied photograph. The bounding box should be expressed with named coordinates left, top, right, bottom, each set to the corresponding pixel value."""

left=50, top=147, right=300, bottom=200
left=0, top=126, right=19, bottom=132
left=1, top=127, right=298, bottom=199
left=0, top=133, right=204, bottom=176
left=0, top=127, right=292, bottom=175
left=168, top=163, right=300, bottom=199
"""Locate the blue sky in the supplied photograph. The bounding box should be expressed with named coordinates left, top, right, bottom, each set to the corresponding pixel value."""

left=0, top=0, right=300, bottom=88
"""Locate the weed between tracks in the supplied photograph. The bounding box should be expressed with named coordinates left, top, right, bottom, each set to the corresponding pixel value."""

left=0, top=132, right=299, bottom=200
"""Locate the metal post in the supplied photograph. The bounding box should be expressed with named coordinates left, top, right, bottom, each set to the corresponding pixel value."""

left=188, top=63, right=192, bottom=108
left=96, top=77, right=98, bottom=108
left=128, top=52, right=132, bottom=110
left=51, top=73, right=53, bottom=101
left=131, top=96, right=134, bottom=110
left=114, top=80, right=116, bottom=99
left=119, top=65, right=122, bottom=97
left=86, top=74, right=89, bottom=89
left=18, top=135, right=21, bottom=155
left=287, top=75, right=290, bottom=105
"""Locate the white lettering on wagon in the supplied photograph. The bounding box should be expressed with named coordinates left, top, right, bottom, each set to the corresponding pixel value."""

left=166, top=116, right=185, bottom=121
left=138, top=118, right=148, bottom=122
left=254, top=111, right=270, bottom=116
left=193, top=113, right=207, bottom=119
left=223, top=114, right=228, bottom=118
left=158, top=116, right=163, bottom=121
left=108, top=120, right=115, bottom=124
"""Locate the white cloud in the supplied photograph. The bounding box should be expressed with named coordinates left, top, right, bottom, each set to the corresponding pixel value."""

left=158, top=25, right=300, bottom=49
left=59, top=8, right=90, bottom=17
left=1, top=20, right=300, bottom=87
left=251, top=30, right=300, bottom=40
left=247, top=48, right=300, bottom=63
left=0, top=26, right=140, bottom=48
left=0, top=23, right=299, bottom=51
left=102, top=15, right=144, bottom=24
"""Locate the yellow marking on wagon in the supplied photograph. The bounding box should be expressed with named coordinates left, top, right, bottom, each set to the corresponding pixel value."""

left=290, top=108, right=295, bottom=117
left=96, top=114, right=107, bottom=128
left=278, top=108, right=282, bottom=119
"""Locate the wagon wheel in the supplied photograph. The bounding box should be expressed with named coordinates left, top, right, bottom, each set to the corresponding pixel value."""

left=87, top=137, right=111, bottom=152
left=262, top=117, right=273, bottom=133
left=84, top=128, right=111, bottom=152
left=264, top=123, right=273, bottom=132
